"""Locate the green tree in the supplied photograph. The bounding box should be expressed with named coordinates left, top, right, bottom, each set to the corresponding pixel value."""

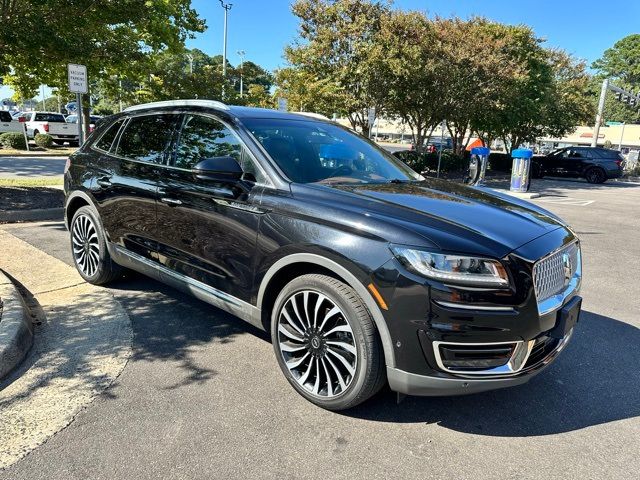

left=286, top=0, right=391, bottom=135
left=274, top=67, right=345, bottom=116
left=1, top=0, right=205, bottom=135
left=592, top=34, right=640, bottom=123
left=371, top=10, right=444, bottom=150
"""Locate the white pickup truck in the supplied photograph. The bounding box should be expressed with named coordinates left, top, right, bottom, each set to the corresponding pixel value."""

left=21, top=111, right=79, bottom=146
left=0, top=111, right=23, bottom=134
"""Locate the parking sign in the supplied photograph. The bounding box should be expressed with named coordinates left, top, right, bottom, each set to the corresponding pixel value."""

left=68, top=64, right=88, bottom=94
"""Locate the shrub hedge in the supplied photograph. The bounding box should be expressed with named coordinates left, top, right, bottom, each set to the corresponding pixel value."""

left=0, top=132, right=27, bottom=150
left=34, top=133, right=54, bottom=149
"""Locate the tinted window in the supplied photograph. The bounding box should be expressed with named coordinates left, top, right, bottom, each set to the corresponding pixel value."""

left=174, top=114, right=264, bottom=182
left=244, top=118, right=420, bottom=184
left=0, top=111, right=12, bottom=122
left=595, top=149, right=619, bottom=159
left=34, top=113, right=65, bottom=122
left=94, top=119, right=125, bottom=152
left=116, top=114, right=177, bottom=164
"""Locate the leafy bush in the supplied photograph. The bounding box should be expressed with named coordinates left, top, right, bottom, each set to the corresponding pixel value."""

left=0, top=132, right=27, bottom=150
left=394, top=150, right=468, bottom=174
left=34, top=133, right=54, bottom=149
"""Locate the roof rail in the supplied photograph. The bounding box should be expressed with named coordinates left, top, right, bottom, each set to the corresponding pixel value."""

left=124, top=99, right=229, bottom=112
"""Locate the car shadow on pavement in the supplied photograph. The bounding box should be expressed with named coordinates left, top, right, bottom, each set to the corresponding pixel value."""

left=345, top=310, right=640, bottom=437
left=105, top=275, right=270, bottom=392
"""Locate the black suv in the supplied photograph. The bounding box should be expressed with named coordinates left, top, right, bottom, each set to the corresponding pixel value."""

left=531, top=146, right=624, bottom=183
left=64, top=100, right=582, bottom=410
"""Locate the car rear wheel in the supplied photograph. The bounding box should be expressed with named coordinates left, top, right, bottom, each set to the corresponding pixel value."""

left=70, top=205, right=123, bottom=285
left=585, top=167, right=606, bottom=184
left=271, top=274, right=386, bottom=411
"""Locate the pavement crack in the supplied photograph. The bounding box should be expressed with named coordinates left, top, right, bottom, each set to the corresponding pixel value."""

left=34, top=282, right=88, bottom=295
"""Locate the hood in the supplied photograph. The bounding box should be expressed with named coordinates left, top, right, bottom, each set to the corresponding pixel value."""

left=303, top=179, right=566, bottom=258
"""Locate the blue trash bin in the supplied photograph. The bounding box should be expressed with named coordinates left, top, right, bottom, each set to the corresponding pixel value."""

left=468, top=147, right=490, bottom=186
left=510, top=148, right=533, bottom=192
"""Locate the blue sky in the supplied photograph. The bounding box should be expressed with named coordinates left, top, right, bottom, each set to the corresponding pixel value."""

left=3, top=0, right=639, bottom=100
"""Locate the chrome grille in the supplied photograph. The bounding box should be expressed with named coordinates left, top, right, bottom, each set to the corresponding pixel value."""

left=533, top=242, right=579, bottom=302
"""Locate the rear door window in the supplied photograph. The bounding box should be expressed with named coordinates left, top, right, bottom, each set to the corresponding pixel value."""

left=94, top=118, right=125, bottom=153
left=0, top=111, right=12, bottom=122
left=116, top=114, right=178, bottom=164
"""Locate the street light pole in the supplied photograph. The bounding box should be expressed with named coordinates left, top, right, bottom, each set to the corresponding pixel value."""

left=237, top=50, right=245, bottom=98
left=219, top=0, right=232, bottom=78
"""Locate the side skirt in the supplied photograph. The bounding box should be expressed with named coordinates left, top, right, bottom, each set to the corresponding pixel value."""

left=108, top=243, right=263, bottom=330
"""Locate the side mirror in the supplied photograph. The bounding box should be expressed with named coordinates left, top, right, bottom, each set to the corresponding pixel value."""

left=192, top=156, right=243, bottom=183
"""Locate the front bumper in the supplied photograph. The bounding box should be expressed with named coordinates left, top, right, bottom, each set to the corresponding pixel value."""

left=388, top=327, right=574, bottom=396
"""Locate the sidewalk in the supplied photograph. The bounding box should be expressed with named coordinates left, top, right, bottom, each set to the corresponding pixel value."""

left=0, top=228, right=132, bottom=469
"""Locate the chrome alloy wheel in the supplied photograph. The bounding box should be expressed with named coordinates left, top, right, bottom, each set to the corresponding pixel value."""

left=72, top=213, right=100, bottom=277
left=276, top=290, right=358, bottom=398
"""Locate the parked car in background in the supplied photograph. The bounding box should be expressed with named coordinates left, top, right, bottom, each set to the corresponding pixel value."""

left=10, top=111, right=24, bottom=119
left=531, top=146, right=624, bottom=183
left=21, top=111, right=79, bottom=146
left=64, top=100, right=583, bottom=411
left=0, top=110, right=23, bottom=134
left=65, top=114, right=103, bottom=134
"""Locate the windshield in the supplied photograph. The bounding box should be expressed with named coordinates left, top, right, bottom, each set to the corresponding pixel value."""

left=242, top=118, right=421, bottom=184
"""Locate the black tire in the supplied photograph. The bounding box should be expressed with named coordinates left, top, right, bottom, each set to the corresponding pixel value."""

left=271, top=273, right=386, bottom=411
left=70, top=205, right=123, bottom=285
left=585, top=167, right=606, bottom=184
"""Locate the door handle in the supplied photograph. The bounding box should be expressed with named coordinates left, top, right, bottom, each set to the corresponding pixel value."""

left=97, top=178, right=112, bottom=188
left=160, top=197, right=182, bottom=206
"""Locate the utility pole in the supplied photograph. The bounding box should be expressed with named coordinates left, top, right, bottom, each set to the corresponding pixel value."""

left=237, top=50, right=245, bottom=98
left=592, top=78, right=609, bottom=148
left=41, top=85, right=46, bottom=110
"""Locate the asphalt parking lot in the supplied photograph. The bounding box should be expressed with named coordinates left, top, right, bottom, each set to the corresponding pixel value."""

left=0, top=178, right=638, bottom=480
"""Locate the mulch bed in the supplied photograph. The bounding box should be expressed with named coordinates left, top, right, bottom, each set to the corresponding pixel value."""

left=0, top=187, right=64, bottom=211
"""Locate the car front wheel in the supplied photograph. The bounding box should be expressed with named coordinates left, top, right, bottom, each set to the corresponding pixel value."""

left=271, top=274, right=386, bottom=411
left=70, top=205, right=123, bottom=285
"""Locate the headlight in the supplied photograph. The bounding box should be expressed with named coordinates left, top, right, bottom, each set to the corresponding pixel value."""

left=390, top=246, right=509, bottom=288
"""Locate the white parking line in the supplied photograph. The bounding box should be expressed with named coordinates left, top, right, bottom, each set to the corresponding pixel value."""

left=536, top=197, right=595, bottom=206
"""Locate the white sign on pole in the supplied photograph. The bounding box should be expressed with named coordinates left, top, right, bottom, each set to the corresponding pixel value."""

left=367, top=107, right=376, bottom=127
left=277, top=97, right=288, bottom=112
left=67, top=64, right=88, bottom=94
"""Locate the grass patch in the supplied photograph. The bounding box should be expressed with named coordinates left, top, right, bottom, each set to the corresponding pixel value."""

left=0, top=177, right=64, bottom=187
left=0, top=147, right=76, bottom=156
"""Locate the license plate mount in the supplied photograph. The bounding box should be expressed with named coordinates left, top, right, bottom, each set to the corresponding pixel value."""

left=549, top=296, right=582, bottom=339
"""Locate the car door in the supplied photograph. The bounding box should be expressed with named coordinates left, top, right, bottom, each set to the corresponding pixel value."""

left=155, top=112, right=269, bottom=303
left=565, top=148, right=590, bottom=176
left=90, top=113, right=180, bottom=261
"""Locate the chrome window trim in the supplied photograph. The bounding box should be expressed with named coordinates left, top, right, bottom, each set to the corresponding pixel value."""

left=534, top=242, right=582, bottom=316
left=433, top=339, right=536, bottom=376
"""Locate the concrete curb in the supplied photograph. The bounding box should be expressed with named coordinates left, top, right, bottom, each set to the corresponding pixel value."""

left=0, top=208, right=64, bottom=223
left=0, top=269, right=33, bottom=380
left=491, top=189, right=542, bottom=200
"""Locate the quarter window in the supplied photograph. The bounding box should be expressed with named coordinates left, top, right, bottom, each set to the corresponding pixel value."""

left=116, top=114, right=177, bottom=164
left=174, top=114, right=264, bottom=182
left=0, top=111, right=11, bottom=122
left=94, top=119, right=125, bottom=152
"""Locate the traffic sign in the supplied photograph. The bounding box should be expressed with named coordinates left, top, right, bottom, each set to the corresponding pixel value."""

left=68, top=64, right=88, bottom=94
